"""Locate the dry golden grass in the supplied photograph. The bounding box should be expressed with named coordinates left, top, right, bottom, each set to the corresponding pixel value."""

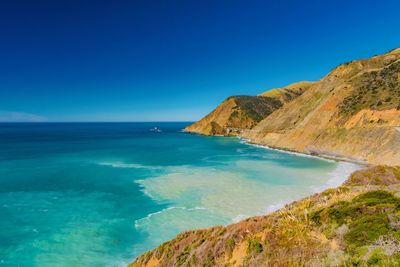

left=131, top=166, right=400, bottom=267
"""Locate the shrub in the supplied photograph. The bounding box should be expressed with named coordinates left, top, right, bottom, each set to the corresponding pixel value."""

left=247, top=236, right=263, bottom=254
left=345, top=214, right=390, bottom=247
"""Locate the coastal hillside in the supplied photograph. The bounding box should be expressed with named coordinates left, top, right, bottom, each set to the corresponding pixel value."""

left=130, top=50, right=400, bottom=266
left=187, top=49, right=400, bottom=166
left=131, top=166, right=400, bottom=266
left=258, top=81, right=314, bottom=100
left=184, top=81, right=312, bottom=136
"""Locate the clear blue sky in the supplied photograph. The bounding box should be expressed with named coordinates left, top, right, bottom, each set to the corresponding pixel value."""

left=1, top=0, right=400, bottom=122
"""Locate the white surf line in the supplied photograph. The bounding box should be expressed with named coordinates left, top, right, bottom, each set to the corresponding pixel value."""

left=237, top=137, right=369, bottom=165
left=238, top=137, right=338, bottom=163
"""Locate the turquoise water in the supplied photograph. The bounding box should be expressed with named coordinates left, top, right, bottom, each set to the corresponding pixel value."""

left=0, top=123, right=360, bottom=266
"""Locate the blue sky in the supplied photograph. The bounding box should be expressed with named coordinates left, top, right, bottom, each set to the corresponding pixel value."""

left=1, top=0, right=400, bottom=122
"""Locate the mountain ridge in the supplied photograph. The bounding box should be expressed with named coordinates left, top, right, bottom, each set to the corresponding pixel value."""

left=187, top=48, right=400, bottom=166
left=184, top=81, right=313, bottom=136
left=131, top=49, right=400, bottom=266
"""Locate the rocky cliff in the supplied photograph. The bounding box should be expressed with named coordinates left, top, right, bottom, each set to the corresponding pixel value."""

left=131, top=49, right=400, bottom=266
left=187, top=49, right=400, bottom=166
left=131, top=166, right=400, bottom=267
left=184, top=82, right=313, bottom=136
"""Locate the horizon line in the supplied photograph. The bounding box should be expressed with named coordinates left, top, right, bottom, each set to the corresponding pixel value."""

left=0, top=121, right=195, bottom=123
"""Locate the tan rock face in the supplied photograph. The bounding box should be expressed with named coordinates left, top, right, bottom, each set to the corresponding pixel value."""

left=184, top=97, right=241, bottom=136
left=184, top=82, right=313, bottom=136
left=130, top=49, right=400, bottom=267
left=184, top=97, right=261, bottom=136
left=240, top=49, right=400, bottom=166
left=344, top=109, right=400, bottom=129
left=186, top=49, right=400, bottom=164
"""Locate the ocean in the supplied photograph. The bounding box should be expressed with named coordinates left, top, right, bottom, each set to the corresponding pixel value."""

left=0, top=122, right=360, bottom=266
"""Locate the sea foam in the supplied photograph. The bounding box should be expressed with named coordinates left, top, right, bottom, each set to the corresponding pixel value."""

left=98, top=162, right=162, bottom=170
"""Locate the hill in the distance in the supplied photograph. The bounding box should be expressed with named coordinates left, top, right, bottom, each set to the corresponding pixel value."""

left=186, top=49, right=400, bottom=166
left=132, top=49, right=400, bottom=266
left=184, top=81, right=314, bottom=136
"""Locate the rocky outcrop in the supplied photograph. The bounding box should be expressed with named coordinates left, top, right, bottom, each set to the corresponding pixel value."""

left=184, top=82, right=313, bottom=136
left=130, top=166, right=400, bottom=267
left=130, top=49, right=400, bottom=266
left=243, top=48, right=400, bottom=166
left=187, top=48, right=400, bottom=165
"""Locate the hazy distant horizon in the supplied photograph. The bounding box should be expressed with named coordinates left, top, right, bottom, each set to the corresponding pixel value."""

left=0, top=120, right=195, bottom=123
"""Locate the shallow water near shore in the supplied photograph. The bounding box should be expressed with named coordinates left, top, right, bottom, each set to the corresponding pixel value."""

left=0, top=122, right=361, bottom=266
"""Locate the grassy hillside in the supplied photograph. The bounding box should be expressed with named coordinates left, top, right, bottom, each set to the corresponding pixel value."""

left=131, top=49, right=400, bottom=266
left=184, top=95, right=284, bottom=136
left=130, top=166, right=400, bottom=267
left=185, top=49, right=400, bottom=165
left=229, top=96, right=282, bottom=122
left=259, top=81, right=314, bottom=102
left=184, top=82, right=312, bottom=136
left=243, top=48, right=400, bottom=166
left=338, top=59, right=400, bottom=117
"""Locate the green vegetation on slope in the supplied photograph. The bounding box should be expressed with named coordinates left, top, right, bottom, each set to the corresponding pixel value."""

left=310, top=189, right=400, bottom=266
left=184, top=81, right=311, bottom=136
left=134, top=49, right=400, bottom=266
left=241, top=48, right=400, bottom=166
left=131, top=166, right=400, bottom=267
left=339, top=60, right=400, bottom=116
left=259, top=81, right=315, bottom=102
left=229, top=95, right=282, bottom=122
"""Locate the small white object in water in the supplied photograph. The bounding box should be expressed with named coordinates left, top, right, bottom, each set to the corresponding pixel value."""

left=150, top=127, right=162, bottom=132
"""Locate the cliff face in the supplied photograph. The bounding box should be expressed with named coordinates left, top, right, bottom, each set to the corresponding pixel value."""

left=243, top=49, right=400, bottom=166
left=183, top=96, right=280, bottom=136
left=130, top=50, right=400, bottom=266
left=184, top=82, right=313, bottom=136
left=131, top=166, right=400, bottom=267
left=187, top=49, right=400, bottom=165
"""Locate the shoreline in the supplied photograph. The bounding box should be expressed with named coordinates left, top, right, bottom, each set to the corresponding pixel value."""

left=239, top=137, right=369, bottom=166
left=130, top=140, right=399, bottom=267
left=236, top=136, right=365, bottom=216
left=183, top=129, right=369, bottom=166
left=130, top=132, right=373, bottom=265
left=181, top=130, right=367, bottom=215
left=179, top=132, right=367, bottom=218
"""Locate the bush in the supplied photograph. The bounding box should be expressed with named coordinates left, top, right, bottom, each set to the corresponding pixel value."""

left=247, top=236, right=263, bottom=254
left=345, top=214, right=390, bottom=247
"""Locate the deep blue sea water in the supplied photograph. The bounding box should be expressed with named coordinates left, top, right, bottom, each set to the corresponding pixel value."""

left=0, top=123, right=360, bottom=266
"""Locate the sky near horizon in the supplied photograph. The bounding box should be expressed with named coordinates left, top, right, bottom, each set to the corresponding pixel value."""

left=1, top=0, right=400, bottom=122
